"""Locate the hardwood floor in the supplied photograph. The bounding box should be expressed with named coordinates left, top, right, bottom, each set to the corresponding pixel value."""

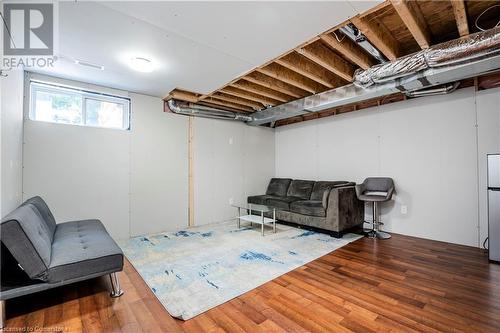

left=5, top=233, right=500, bottom=332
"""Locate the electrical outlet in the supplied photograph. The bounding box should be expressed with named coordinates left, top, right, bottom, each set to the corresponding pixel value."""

left=229, top=198, right=234, bottom=205
left=229, top=137, right=233, bottom=145
left=401, top=205, right=408, bottom=215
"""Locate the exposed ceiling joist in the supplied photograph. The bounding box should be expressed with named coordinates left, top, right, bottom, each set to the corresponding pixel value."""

left=319, top=33, right=375, bottom=70
left=220, top=87, right=279, bottom=106
left=208, top=93, right=262, bottom=109
left=257, top=63, right=327, bottom=94
left=231, top=81, right=291, bottom=103
left=451, top=0, right=469, bottom=37
left=350, top=15, right=401, bottom=60
left=165, top=89, right=201, bottom=103
left=165, top=0, right=499, bottom=121
left=297, top=42, right=355, bottom=81
left=275, top=52, right=342, bottom=88
left=203, top=97, right=253, bottom=112
left=390, top=0, right=431, bottom=49
left=243, top=72, right=307, bottom=98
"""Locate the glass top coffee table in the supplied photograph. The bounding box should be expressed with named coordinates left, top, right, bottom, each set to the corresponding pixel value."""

left=231, top=203, right=276, bottom=236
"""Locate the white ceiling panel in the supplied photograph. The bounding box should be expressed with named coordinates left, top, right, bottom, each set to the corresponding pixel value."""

left=100, top=1, right=358, bottom=66
left=346, top=0, right=384, bottom=13
left=28, top=1, right=376, bottom=97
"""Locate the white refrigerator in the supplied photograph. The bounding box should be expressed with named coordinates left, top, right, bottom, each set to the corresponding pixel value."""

left=488, top=154, right=500, bottom=263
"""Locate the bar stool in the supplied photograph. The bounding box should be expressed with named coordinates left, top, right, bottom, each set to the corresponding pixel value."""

left=355, top=177, right=395, bottom=239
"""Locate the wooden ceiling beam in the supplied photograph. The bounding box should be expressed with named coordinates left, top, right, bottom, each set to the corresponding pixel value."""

left=243, top=72, right=307, bottom=98
left=451, top=0, right=469, bottom=37
left=219, top=87, right=279, bottom=106
left=320, top=33, right=375, bottom=70
left=202, top=97, right=253, bottom=112
left=297, top=42, right=355, bottom=81
left=207, top=93, right=263, bottom=110
left=275, top=52, right=343, bottom=88
left=231, top=81, right=291, bottom=103
left=350, top=15, right=401, bottom=60
left=165, top=89, right=200, bottom=103
left=390, top=0, right=431, bottom=49
left=257, top=63, right=327, bottom=94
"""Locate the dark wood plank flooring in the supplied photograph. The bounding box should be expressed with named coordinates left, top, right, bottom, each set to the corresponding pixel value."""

left=5, top=233, right=500, bottom=332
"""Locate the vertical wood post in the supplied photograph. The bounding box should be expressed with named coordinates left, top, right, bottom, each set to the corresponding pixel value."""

left=188, top=116, right=194, bottom=227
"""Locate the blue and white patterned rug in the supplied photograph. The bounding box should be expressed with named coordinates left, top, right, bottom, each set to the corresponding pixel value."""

left=119, top=222, right=362, bottom=320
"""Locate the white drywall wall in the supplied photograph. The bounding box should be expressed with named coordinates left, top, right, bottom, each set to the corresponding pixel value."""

left=1, top=69, right=24, bottom=217
left=276, top=87, right=500, bottom=247
left=22, top=75, right=189, bottom=239
left=129, top=93, right=189, bottom=236
left=23, top=120, right=131, bottom=239
left=22, top=75, right=275, bottom=238
left=194, top=118, right=275, bottom=226
left=477, top=87, right=500, bottom=247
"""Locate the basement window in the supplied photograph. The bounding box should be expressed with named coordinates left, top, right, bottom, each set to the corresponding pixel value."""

left=30, top=81, right=130, bottom=130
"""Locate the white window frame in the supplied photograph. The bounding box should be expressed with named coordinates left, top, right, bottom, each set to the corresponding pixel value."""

left=29, top=80, right=131, bottom=130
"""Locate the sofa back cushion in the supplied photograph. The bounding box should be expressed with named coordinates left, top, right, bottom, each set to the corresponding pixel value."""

left=287, top=180, right=315, bottom=199
left=23, top=196, right=56, bottom=243
left=0, top=204, right=52, bottom=281
left=266, top=178, right=292, bottom=197
left=310, top=181, right=350, bottom=201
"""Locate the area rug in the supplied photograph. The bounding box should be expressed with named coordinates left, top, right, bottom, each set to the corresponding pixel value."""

left=118, top=222, right=362, bottom=320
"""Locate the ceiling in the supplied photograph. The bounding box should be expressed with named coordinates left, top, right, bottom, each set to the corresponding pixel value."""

left=29, top=1, right=380, bottom=98
left=164, top=0, right=500, bottom=119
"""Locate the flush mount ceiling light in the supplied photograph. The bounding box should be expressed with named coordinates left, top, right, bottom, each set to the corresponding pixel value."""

left=129, top=57, right=153, bottom=73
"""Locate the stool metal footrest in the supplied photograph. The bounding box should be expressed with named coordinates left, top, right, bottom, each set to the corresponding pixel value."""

left=366, top=230, right=392, bottom=239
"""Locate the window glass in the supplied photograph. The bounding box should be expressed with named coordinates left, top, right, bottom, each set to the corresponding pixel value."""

left=33, top=88, right=82, bottom=125
left=86, top=98, right=125, bottom=129
left=30, top=81, right=130, bottom=130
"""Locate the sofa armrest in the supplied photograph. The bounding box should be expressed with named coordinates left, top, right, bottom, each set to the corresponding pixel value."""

left=324, top=186, right=364, bottom=233
left=321, top=182, right=356, bottom=208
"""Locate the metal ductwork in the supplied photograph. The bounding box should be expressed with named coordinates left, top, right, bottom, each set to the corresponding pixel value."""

left=248, top=27, right=500, bottom=126
left=339, top=24, right=387, bottom=64
left=354, top=26, right=500, bottom=88
left=405, top=81, right=460, bottom=98
left=166, top=99, right=254, bottom=122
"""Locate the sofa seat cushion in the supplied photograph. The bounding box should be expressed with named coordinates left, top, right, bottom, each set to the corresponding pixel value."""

left=310, top=181, right=350, bottom=201
left=287, top=180, right=315, bottom=200
left=290, top=200, right=326, bottom=217
left=266, top=196, right=302, bottom=210
left=248, top=195, right=282, bottom=205
left=48, top=220, right=123, bottom=283
left=266, top=178, right=292, bottom=197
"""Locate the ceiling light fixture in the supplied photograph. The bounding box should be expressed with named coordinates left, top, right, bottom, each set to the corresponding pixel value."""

left=129, top=57, right=153, bottom=73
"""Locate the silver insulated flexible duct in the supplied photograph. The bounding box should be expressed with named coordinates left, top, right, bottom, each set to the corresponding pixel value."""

left=166, top=99, right=254, bottom=122
left=248, top=27, right=500, bottom=126
left=354, top=26, right=500, bottom=88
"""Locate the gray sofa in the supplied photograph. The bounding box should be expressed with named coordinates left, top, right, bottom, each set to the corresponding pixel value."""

left=248, top=178, right=364, bottom=237
left=0, top=197, right=124, bottom=328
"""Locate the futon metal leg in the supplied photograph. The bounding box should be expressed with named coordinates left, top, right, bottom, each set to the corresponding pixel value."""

left=1, top=299, right=5, bottom=329
left=109, top=272, right=124, bottom=298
